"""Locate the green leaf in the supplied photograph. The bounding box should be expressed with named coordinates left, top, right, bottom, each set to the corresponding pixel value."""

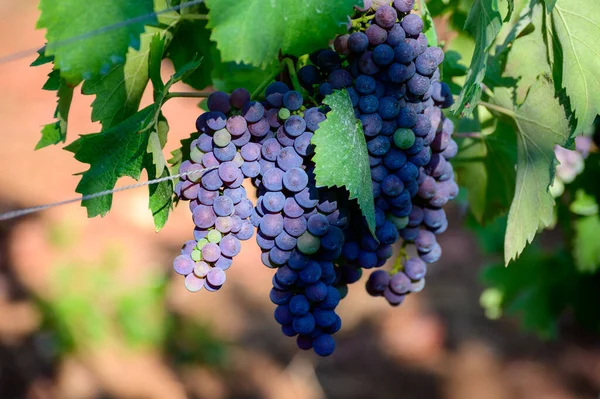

left=570, top=189, right=599, bottom=217
left=452, top=0, right=503, bottom=116
left=573, top=214, right=600, bottom=273
left=504, top=0, right=515, bottom=21
left=488, top=76, right=572, bottom=264
left=545, top=0, right=557, bottom=12
left=573, top=215, right=600, bottom=273
left=419, top=0, right=438, bottom=47
left=205, top=0, right=357, bottom=68
left=37, top=79, right=74, bottom=149
left=144, top=151, right=173, bottom=231
left=166, top=19, right=215, bottom=90
left=82, top=28, right=164, bottom=130
left=455, top=120, right=517, bottom=223
left=503, top=2, right=551, bottom=104
left=312, top=90, right=376, bottom=236
left=148, top=34, right=166, bottom=94
left=146, top=114, right=169, bottom=177
left=168, top=132, right=200, bottom=174
left=65, top=106, right=154, bottom=217
left=37, top=0, right=156, bottom=84
left=552, top=0, right=600, bottom=133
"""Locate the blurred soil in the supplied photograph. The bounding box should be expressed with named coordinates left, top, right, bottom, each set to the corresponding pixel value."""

left=0, top=1, right=598, bottom=399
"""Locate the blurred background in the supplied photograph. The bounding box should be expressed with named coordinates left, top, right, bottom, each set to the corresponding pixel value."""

left=0, top=1, right=599, bottom=398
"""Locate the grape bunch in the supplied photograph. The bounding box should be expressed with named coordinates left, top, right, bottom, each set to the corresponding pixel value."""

left=173, top=0, right=460, bottom=356
left=297, top=1, right=457, bottom=305
left=173, top=88, right=265, bottom=292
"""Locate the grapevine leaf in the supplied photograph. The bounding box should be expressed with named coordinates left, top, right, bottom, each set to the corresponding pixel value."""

left=489, top=76, right=572, bottom=264
left=505, top=0, right=514, bottom=22
left=419, top=0, right=438, bottom=47
left=545, top=0, right=557, bottom=13
left=205, top=0, right=358, bottom=68
left=166, top=19, right=215, bottom=91
left=146, top=114, right=169, bottom=178
left=570, top=190, right=598, bottom=217
left=37, top=78, right=74, bottom=149
left=81, top=28, right=165, bottom=130
left=65, top=106, right=155, bottom=217
left=30, top=48, right=54, bottom=66
left=455, top=120, right=517, bottom=223
left=144, top=152, right=173, bottom=231
left=573, top=215, right=600, bottom=273
left=452, top=0, right=503, bottom=116
left=168, top=133, right=200, bottom=175
left=312, top=90, right=376, bottom=237
left=503, top=2, right=551, bottom=104
left=148, top=34, right=166, bottom=94
left=37, top=0, right=156, bottom=84
left=552, top=0, right=600, bottom=133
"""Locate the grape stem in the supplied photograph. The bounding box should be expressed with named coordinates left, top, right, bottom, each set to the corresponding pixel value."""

left=281, top=57, right=304, bottom=94
left=390, top=245, right=409, bottom=275
left=166, top=91, right=212, bottom=99
left=454, top=132, right=483, bottom=139
left=180, top=14, right=208, bottom=20
left=479, top=101, right=516, bottom=119
left=251, top=65, right=285, bottom=100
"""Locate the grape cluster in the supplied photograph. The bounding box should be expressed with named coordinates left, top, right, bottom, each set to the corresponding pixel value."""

left=173, top=0, right=460, bottom=356
left=246, top=82, right=348, bottom=356
left=298, top=1, right=457, bottom=305
left=173, top=88, right=265, bottom=292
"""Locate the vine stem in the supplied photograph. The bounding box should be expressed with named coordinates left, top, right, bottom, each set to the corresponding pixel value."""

left=479, top=101, right=516, bottom=118
left=166, top=91, right=212, bottom=99
left=454, top=132, right=483, bottom=139
left=282, top=57, right=303, bottom=94
left=180, top=14, right=208, bottom=20
left=251, top=65, right=285, bottom=100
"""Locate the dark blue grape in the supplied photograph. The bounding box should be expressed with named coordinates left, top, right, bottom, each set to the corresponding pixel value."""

left=366, top=24, right=388, bottom=46
left=293, top=313, right=316, bottom=335
left=378, top=96, right=402, bottom=119
left=367, top=135, right=391, bottom=156
left=305, top=281, right=328, bottom=302
left=262, top=191, right=285, bottom=213
left=289, top=295, right=310, bottom=316
left=230, top=88, right=250, bottom=109
left=348, top=31, right=369, bottom=53
left=407, top=74, right=430, bottom=99
left=387, top=23, right=406, bottom=46
left=360, top=113, right=383, bottom=136
left=269, top=246, right=291, bottom=265
left=329, top=69, right=353, bottom=89
left=355, top=74, right=376, bottom=95
left=275, top=231, right=297, bottom=251
left=381, top=174, right=404, bottom=196
left=270, top=288, right=293, bottom=305
left=260, top=213, right=284, bottom=237
left=373, top=44, right=395, bottom=66
left=358, top=51, right=380, bottom=75
left=274, top=305, right=294, bottom=325
left=242, top=101, right=265, bottom=123
left=304, top=108, right=326, bottom=132
left=394, top=42, right=414, bottom=64
left=205, top=111, right=227, bottom=130
left=402, top=14, right=424, bottom=37
left=207, top=91, right=231, bottom=114
left=316, top=50, right=342, bottom=73
left=284, top=116, right=306, bottom=137
left=375, top=5, right=398, bottom=28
